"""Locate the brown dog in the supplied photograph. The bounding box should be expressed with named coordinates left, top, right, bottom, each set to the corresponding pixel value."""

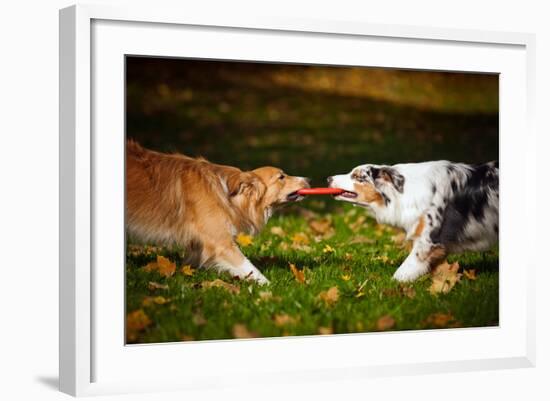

left=126, top=140, right=309, bottom=284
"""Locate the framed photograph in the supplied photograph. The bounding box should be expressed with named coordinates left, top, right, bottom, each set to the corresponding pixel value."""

left=59, top=4, right=536, bottom=396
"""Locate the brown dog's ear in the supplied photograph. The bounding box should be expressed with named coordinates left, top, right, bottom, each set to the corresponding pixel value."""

left=227, top=172, right=266, bottom=198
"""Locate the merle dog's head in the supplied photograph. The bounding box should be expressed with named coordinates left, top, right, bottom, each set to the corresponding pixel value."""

left=327, top=164, right=405, bottom=208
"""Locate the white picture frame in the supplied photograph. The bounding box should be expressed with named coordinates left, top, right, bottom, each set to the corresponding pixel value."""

left=59, top=4, right=536, bottom=397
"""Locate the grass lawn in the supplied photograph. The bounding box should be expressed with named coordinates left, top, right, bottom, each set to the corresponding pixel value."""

left=126, top=201, right=498, bottom=343
left=125, top=58, right=499, bottom=343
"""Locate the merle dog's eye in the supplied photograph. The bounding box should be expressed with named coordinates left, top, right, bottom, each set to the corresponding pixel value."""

left=279, top=174, right=285, bottom=180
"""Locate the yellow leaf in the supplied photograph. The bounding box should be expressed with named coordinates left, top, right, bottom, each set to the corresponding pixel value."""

left=258, top=291, right=273, bottom=301
left=376, top=315, right=396, bottom=331
left=270, top=226, right=286, bottom=237
left=318, top=286, right=340, bottom=306
left=181, top=265, right=195, bottom=276
left=232, top=323, right=258, bottom=338
left=344, top=253, right=353, bottom=261
left=126, top=309, right=152, bottom=341
left=201, top=279, right=240, bottom=294
left=289, top=263, right=306, bottom=283
left=236, top=232, right=253, bottom=247
left=291, top=232, right=310, bottom=245
left=273, top=314, right=298, bottom=326
left=322, top=244, right=335, bottom=254
left=429, top=261, right=462, bottom=295
left=341, top=274, right=351, bottom=281
left=143, top=255, right=176, bottom=277
left=463, top=269, right=477, bottom=280
left=318, top=326, right=333, bottom=335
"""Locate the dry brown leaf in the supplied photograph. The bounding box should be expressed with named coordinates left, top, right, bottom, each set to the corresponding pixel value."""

left=126, top=309, right=152, bottom=341
left=391, top=232, right=407, bottom=244
left=270, top=226, right=286, bottom=237
left=201, top=279, right=240, bottom=294
left=181, top=265, right=195, bottom=276
left=318, top=286, right=340, bottom=306
left=349, top=215, right=367, bottom=232
left=318, top=326, right=334, bottom=335
left=463, top=269, right=477, bottom=280
left=142, top=295, right=169, bottom=307
left=192, top=313, right=207, bottom=326
left=289, top=263, right=306, bottom=283
left=376, top=315, right=396, bottom=331
left=291, top=232, right=310, bottom=245
left=232, top=323, right=258, bottom=338
left=143, top=255, right=177, bottom=277
left=258, top=291, right=273, bottom=301
left=309, top=218, right=333, bottom=235
left=148, top=281, right=169, bottom=291
left=424, top=312, right=457, bottom=328
left=273, top=314, right=298, bottom=326
left=291, top=243, right=313, bottom=253
left=349, top=236, right=376, bottom=245
left=236, top=232, right=253, bottom=247
left=429, top=261, right=462, bottom=295
left=344, top=252, right=354, bottom=261
left=400, top=285, right=416, bottom=299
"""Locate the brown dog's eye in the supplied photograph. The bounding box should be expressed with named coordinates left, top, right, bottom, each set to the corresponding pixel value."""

left=279, top=174, right=285, bottom=180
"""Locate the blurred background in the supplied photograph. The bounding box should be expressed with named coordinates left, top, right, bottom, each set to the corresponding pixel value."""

left=126, top=57, right=498, bottom=190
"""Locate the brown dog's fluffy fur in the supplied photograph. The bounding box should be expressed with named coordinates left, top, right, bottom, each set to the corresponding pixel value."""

left=126, top=140, right=309, bottom=283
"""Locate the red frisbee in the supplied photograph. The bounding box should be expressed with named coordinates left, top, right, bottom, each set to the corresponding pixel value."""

left=297, top=187, right=345, bottom=196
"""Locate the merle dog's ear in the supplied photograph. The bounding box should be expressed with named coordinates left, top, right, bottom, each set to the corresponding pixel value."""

left=377, top=167, right=405, bottom=193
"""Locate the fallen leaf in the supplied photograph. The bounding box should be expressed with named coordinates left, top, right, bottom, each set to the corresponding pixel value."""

left=349, top=215, right=367, bottom=232
left=126, top=309, right=152, bottom=341
left=318, top=326, right=333, bottom=335
left=309, top=218, right=333, bottom=236
left=273, top=314, right=298, bottom=326
left=142, top=295, right=169, bottom=307
left=400, top=285, right=416, bottom=299
left=463, top=268, right=477, bottom=280
left=181, top=265, right=195, bottom=276
left=143, top=255, right=177, bottom=277
left=291, top=232, right=310, bottom=245
left=349, top=236, right=376, bottom=245
left=424, top=312, right=457, bottom=328
left=270, top=226, right=286, bottom=237
left=341, top=274, right=351, bottom=281
left=429, top=261, right=462, bottom=295
left=148, top=281, right=169, bottom=291
left=201, top=279, right=240, bottom=294
left=192, top=313, right=207, bottom=326
left=376, top=315, right=396, bottom=331
left=344, top=252, right=354, bottom=261
left=322, top=244, right=335, bottom=254
left=318, top=286, right=340, bottom=306
left=278, top=242, right=289, bottom=251
left=291, top=243, right=313, bottom=253
left=258, top=291, right=273, bottom=301
left=289, top=263, right=306, bottom=283
left=391, top=232, right=407, bottom=244
left=236, top=232, right=253, bottom=247
left=232, top=323, right=258, bottom=338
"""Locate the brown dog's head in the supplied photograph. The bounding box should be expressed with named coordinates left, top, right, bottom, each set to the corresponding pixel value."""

left=251, top=167, right=310, bottom=206
left=223, top=166, right=309, bottom=233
